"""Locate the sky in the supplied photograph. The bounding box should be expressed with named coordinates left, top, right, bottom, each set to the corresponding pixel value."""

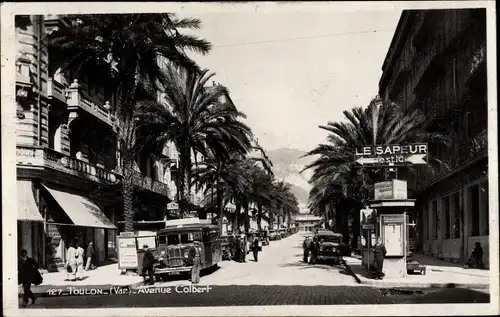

left=185, top=10, right=402, bottom=152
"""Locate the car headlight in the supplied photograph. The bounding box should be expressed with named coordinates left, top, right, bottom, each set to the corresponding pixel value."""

left=184, top=251, right=189, bottom=259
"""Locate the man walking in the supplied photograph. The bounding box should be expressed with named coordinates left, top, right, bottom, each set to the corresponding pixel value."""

left=85, top=241, right=95, bottom=270
left=251, top=235, right=260, bottom=262
left=18, top=249, right=40, bottom=307
left=142, top=244, right=156, bottom=285
left=189, top=241, right=202, bottom=284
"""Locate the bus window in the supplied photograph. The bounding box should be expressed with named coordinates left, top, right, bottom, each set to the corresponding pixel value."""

left=180, top=232, right=202, bottom=244
left=167, top=234, right=180, bottom=245
left=158, top=235, right=167, bottom=245
left=202, top=231, right=210, bottom=243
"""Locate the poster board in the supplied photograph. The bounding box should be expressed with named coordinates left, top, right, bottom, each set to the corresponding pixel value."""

left=118, top=235, right=138, bottom=269
left=380, top=214, right=405, bottom=257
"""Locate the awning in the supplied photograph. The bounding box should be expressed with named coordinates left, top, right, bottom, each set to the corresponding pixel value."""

left=17, top=181, right=43, bottom=222
left=41, top=184, right=116, bottom=229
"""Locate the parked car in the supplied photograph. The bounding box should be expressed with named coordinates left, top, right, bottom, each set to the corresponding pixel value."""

left=259, top=231, right=270, bottom=246
left=314, top=230, right=350, bottom=265
left=269, top=230, right=280, bottom=240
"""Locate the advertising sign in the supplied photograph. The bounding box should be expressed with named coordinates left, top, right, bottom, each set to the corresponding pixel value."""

left=355, top=143, right=428, bottom=167
left=380, top=214, right=405, bottom=257
left=118, top=236, right=138, bottom=269
left=374, top=180, right=408, bottom=200
left=167, top=202, right=179, bottom=210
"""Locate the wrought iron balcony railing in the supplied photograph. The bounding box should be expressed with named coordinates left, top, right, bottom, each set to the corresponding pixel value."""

left=16, top=145, right=121, bottom=184
left=130, top=170, right=170, bottom=197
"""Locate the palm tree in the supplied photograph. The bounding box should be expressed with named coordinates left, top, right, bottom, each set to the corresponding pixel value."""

left=48, top=14, right=212, bottom=232
left=136, top=63, right=252, bottom=217
left=192, top=150, right=253, bottom=232
left=246, top=165, right=274, bottom=232
left=303, top=97, right=448, bottom=244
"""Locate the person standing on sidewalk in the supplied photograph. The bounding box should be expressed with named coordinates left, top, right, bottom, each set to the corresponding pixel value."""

left=85, top=241, right=95, bottom=271
left=75, top=241, right=85, bottom=281
left=189, top=241, right=202, bottom=284
left=18, top=249, right=41, bottom=307
left=309, top=237, right=319, bottom=264
left=239, top=233, right=247, bottom=262
left=372, top=237, right=387, bottom=280
left=251, top=235, right=260, bottom=262
left=302, top=236, right=310, bottom=263
left=66, top=239, right=78, bottom=282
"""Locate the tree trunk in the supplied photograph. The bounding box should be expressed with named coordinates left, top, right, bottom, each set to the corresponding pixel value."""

left=178, top=143, right=192, bottom=217
left=217, top=182, right=224, bottom=233
left=257, top=204, right=263, bottom=232
left=122, top=155, right=135, bottom=232
left=244, top=201, right=250, bottom=233
left=235, top=203, right=242, bottom=233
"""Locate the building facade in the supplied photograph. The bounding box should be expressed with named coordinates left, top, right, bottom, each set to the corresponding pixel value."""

left=16, top=15, right=172, bottom=271
left=378, top=9, right=488, bottom=265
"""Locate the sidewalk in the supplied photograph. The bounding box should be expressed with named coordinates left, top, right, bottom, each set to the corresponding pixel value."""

left=344, top=255, right=490, bottom=289
left=21, top=263, right=143, bottom=297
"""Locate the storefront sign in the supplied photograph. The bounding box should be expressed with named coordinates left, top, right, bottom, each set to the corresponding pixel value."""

left=118, top=236, right=138, bottom=269
left=374, top=180, right=407, bottom=200
left=167, top=202, right=179, bottom=210
left=355, top=143, right=428, bottom=166
left=381, top=214, right=405, bottom=224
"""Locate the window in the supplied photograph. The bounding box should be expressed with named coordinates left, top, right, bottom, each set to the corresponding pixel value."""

left=451, top=192, right=461, bottom=238
left=469, top=185, right=480, bottom=236
left=167, top=234, right=180, bottom=245
left=443, top=196, right=450, bottom=239
left=180, top=232, right=202, bottom=244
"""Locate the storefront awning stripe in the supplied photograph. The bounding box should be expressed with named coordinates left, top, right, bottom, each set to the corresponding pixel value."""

left=41, top=184, right=116, bottom=229
left=17, top=181, right=44, bottom=222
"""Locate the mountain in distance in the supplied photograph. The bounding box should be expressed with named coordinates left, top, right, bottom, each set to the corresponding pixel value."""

left=267, top=148, right=316, bottom=206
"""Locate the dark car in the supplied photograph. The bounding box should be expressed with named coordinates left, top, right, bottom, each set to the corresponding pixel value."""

left=314, top=230, right=350, bottom=264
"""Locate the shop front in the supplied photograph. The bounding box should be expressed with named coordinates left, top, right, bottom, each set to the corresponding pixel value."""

left=38, top=182, right=117, bottom=271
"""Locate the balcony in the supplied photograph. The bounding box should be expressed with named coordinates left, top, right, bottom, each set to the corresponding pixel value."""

left=16, top=145, right=121, bottom=184
left=416, top=129, right=487, bottom=190
left=131, top=170, right=170, bottom=197
left=66, top=79, right=117, bottom=128
left=47, top=78, right=66, bottom=104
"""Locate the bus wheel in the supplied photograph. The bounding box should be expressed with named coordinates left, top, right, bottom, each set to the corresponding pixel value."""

left=160, top=274, right=170, bottom=282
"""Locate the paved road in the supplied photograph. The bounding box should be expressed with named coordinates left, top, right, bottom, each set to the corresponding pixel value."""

left=157, top=231, right=359, bottom=286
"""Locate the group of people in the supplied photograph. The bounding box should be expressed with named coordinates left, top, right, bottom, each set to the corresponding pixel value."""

left=65, top=239, right=97, bottom=282
left=302, top=236, right=319, bottom=264
left=233, top=232, right=261, bottom=262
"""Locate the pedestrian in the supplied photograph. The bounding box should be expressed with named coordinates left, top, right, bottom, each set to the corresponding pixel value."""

left=234, top=235, right=241, bottom=262
left=239, top=233, right=247, bottom=262
left=85, top=241, right=95, bottom=271
left=372, top=237, right=387, bottom=280
left=142, top=244, right=156, bottom=285
left=75, top=241, right=85, bottom=280
left=189, top=241, right=202, bottom=284
left=252, top=235, right=260, bottom=262
left=302, top=236, right=310, bottom=263
left=469, top=242, right=484, bottom=268
left=66, top=239, right=78, bottom=282
left=18, top=249, right=41, bottom=307
left=309, top=237, right=319, bottom=264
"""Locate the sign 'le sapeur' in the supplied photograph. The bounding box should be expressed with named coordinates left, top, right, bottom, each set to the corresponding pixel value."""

left=355, top=143, right=428, bottom=166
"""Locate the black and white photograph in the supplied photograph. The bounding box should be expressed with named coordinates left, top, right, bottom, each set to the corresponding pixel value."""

left=1, top=1, right=498, bottom=316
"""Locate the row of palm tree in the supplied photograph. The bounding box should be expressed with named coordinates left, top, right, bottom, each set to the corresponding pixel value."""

left=302, top=96, right=448, bottom=247
left=46, top=13, right=299, bottom=233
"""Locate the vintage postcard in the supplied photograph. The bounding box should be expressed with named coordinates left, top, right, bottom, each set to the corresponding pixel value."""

left=1, top=1, right=498, bottom=316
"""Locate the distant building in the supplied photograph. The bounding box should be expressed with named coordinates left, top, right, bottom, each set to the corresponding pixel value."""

left=292, top=214, right=322, bottom=232
left=379, top=9, right=488, bottom=265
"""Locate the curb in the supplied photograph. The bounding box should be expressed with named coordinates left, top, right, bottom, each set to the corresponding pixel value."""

left=343, top=261, right=489, bottom=290
left=23, top=281, right=145, bottom=298
left=359, top=280, right=490, bottom=289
